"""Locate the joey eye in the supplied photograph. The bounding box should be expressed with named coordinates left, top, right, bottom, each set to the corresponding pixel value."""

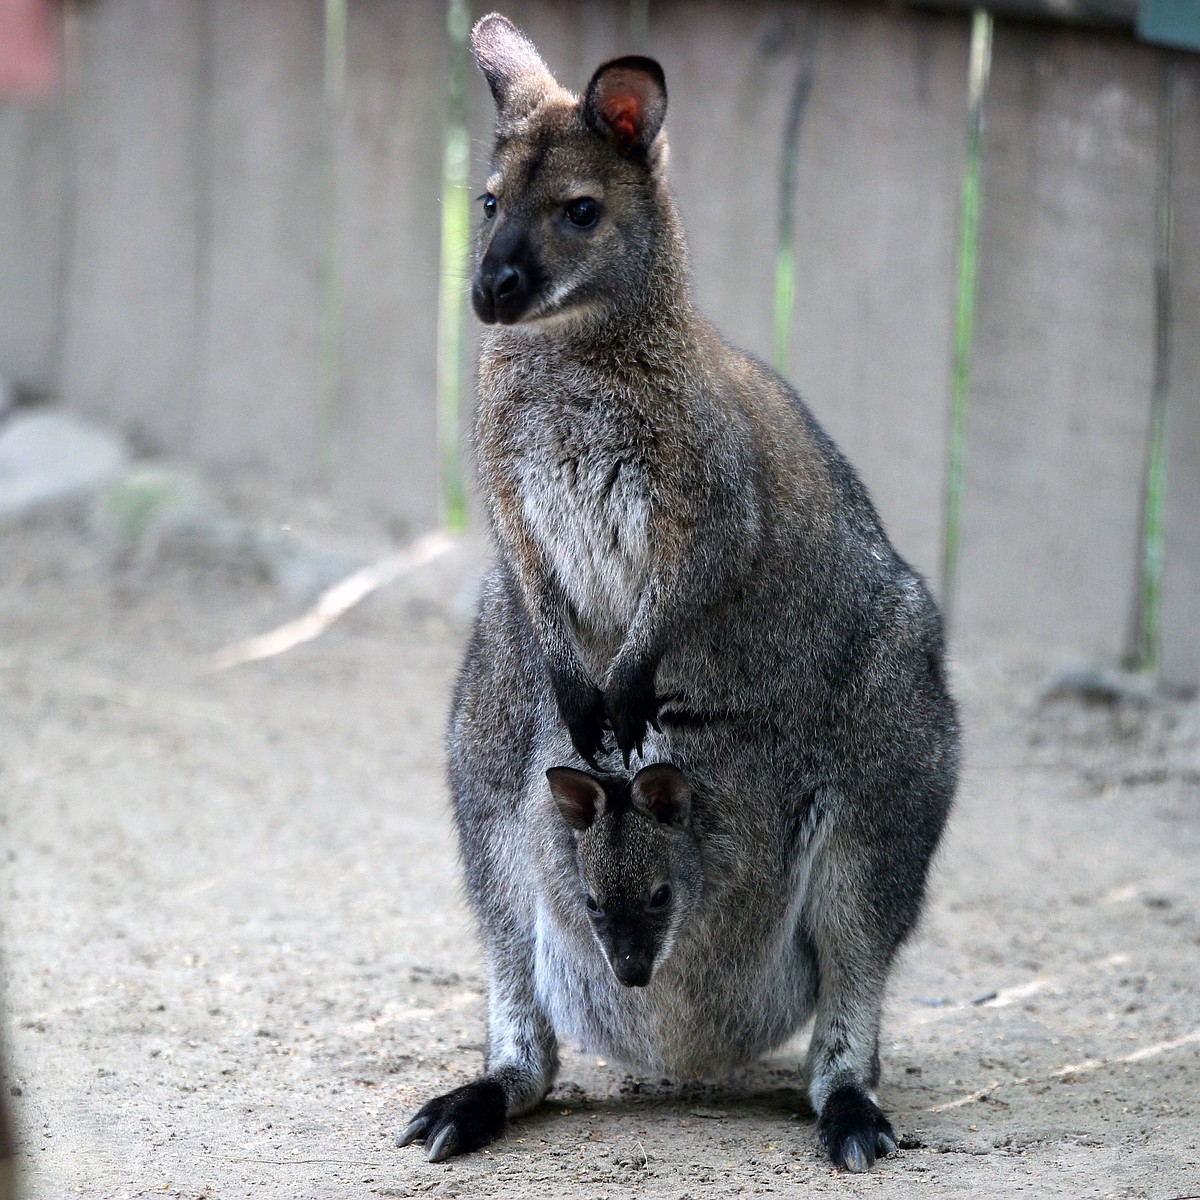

left=482, top=193, right=497, bottom=219
left=585, top=894, right=600, bottom=914
left=648, top=884, right=672, bottom=910
left=564, top=197, right=599, bottom=228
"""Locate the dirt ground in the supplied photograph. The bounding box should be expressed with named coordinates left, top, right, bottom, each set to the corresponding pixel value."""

left=2, top=486, right=1198, bottom=1200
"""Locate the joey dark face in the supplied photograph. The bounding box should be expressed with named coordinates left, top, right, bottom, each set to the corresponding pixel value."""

left=469, top=15, right=668, bottom=327
left=546, top=763, right=701, bottom=989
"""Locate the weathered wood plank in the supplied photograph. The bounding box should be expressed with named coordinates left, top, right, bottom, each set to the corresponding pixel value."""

left=330, top=0, right=447, bottom=534
left=785, top=4, right=969, bottom=585
left=1161, top=56, right=1200, bottom=689
left=648, top=0, right=800, bottom=367
left=955, top=23, right=1159, bottom=662
left=57, top=0, right=205, bottom=454
left=192, top=0, right=327, bottom=485
left=0, top=97, right=65, bottom=394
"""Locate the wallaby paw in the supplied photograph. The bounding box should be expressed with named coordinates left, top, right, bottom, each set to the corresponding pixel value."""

left=604, top=669, right=662, bottom=768
left=816, top=1086, right=898, bottom=1173
left=397, top=1079, right=507, bottom=1162
left=555, top=677, right=610, bottom=769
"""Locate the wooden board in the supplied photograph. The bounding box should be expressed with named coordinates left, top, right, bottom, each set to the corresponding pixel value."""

left=954, top=23, right=1159, bottom=662
left=1160, top=56, right=1200, bottom=689
left=648, top=0, right=803, bottom=368
left=784, top=3, right=969, bottom=586
left=0, top=98, right=66, bottom=395
left=191, top=0, right=327, bottom=485
left=330, top=0, right=447, bottom=534
left=57, top=0, right=205, bottom=454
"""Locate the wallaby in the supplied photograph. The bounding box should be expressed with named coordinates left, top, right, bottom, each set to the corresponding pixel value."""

left=399, top=12, right=959, bottom=1173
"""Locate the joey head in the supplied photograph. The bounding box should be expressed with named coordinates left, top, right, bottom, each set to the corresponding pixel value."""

left=547, top=762, right=700, bottom=988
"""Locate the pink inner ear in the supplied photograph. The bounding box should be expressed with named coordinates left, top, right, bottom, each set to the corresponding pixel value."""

left=604, top=93, right=642, bottom=143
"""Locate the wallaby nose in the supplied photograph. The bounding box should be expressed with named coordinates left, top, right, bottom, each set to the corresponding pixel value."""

left=493, top=263, right=522, bottom=300
left=473, top=248, right=530, bottom=323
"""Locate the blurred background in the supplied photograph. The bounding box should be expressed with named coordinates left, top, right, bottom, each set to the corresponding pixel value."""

left=2, top=5, right=1200, bottom=1196
left=0, top=0, right=1197, bottom=680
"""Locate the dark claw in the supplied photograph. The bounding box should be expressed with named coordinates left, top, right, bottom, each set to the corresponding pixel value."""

left=841, top=1137, right=870, bottom=1174
left=605, top=665, right=662, bottom=768
left=396, top=1115, right=431, bottom=1148
left=426, top=1124, right=458, bottom=1163
left=817, top=1084, right=898, bottom=1173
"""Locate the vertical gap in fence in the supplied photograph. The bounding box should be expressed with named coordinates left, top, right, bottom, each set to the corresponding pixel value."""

left=940, top=9, right=991, bottom=624
left=1128, top=59, right=1176, bottom=672
left=773, top=6, right=819, bottom=377
left=317, top=0, right=348, bottom=492
left=436, top=0, right=471, bottom=532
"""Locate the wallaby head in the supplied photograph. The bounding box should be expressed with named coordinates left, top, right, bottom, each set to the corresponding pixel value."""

left=469, top=13, right=680, bottom=328
left=546, top=763, right=701, bottom=988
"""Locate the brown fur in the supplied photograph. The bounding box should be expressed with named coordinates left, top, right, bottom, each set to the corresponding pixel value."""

left=401, top=13, right=959, bottom=1174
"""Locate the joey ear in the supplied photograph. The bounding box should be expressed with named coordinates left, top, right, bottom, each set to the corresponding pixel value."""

left=547, top=767, right=607, bottom=832
left=631, top=764, right=691, bottom=828
left=470, top=13, right=555, bottom=118
left=583, top=56, right=667, bottom=160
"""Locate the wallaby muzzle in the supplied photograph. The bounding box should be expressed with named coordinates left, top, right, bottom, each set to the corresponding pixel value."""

left=473, top=226, right=538, bottom=325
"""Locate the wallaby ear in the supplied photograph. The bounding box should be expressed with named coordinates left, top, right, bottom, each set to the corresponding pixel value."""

left=547, top=767, right=607, bottom=832
left=470, top=13, right=555, bottom=118
left=631, top=764, right=691, bottom=829
left=583, top=56, right=667, bottom=160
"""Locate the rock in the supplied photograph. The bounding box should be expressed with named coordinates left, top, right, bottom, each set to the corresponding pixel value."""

left=0, top=410, right=126, bottom=521
left=1043, top=665, right=1159, bottom=707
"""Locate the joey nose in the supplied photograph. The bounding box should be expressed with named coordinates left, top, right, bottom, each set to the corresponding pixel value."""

left=613, top=953, right=652, bottom=988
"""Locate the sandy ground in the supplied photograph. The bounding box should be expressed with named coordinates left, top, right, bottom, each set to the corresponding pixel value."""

left=2, top=491, right=1199, bottom=1200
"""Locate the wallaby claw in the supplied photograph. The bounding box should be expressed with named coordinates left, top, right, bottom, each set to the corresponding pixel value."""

left=555, top=677, right=609, bottom=768
left=840, top=1138, right=871, bottom=1173
left=426, top=1125, right=459, bottom=1163
left=396, top=1116, right=429, bottom=1148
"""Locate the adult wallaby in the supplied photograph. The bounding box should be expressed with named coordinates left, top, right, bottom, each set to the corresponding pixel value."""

left=399, top=12, right=958, bottom=1173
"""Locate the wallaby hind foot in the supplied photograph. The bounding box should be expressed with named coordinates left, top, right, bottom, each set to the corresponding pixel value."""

left=817, top=1084, right=899, bottom=1173
left=397, top=1079, right=507, bottom=1162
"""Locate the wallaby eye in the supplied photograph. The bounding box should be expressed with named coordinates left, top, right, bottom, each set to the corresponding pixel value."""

left=482, top=193, right=497, bottom=219
left=585, top=894, right=600, bottom=914
left=648, top=884, right=672, bottom=910
left=564, top=197, right=599, bottom=228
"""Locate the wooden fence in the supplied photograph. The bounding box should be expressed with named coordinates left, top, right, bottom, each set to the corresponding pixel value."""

left=1, top=0, right=1197, bottom=686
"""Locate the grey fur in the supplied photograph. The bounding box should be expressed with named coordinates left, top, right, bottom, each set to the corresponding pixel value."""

left=400, top=13, right=958, bottom=1172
